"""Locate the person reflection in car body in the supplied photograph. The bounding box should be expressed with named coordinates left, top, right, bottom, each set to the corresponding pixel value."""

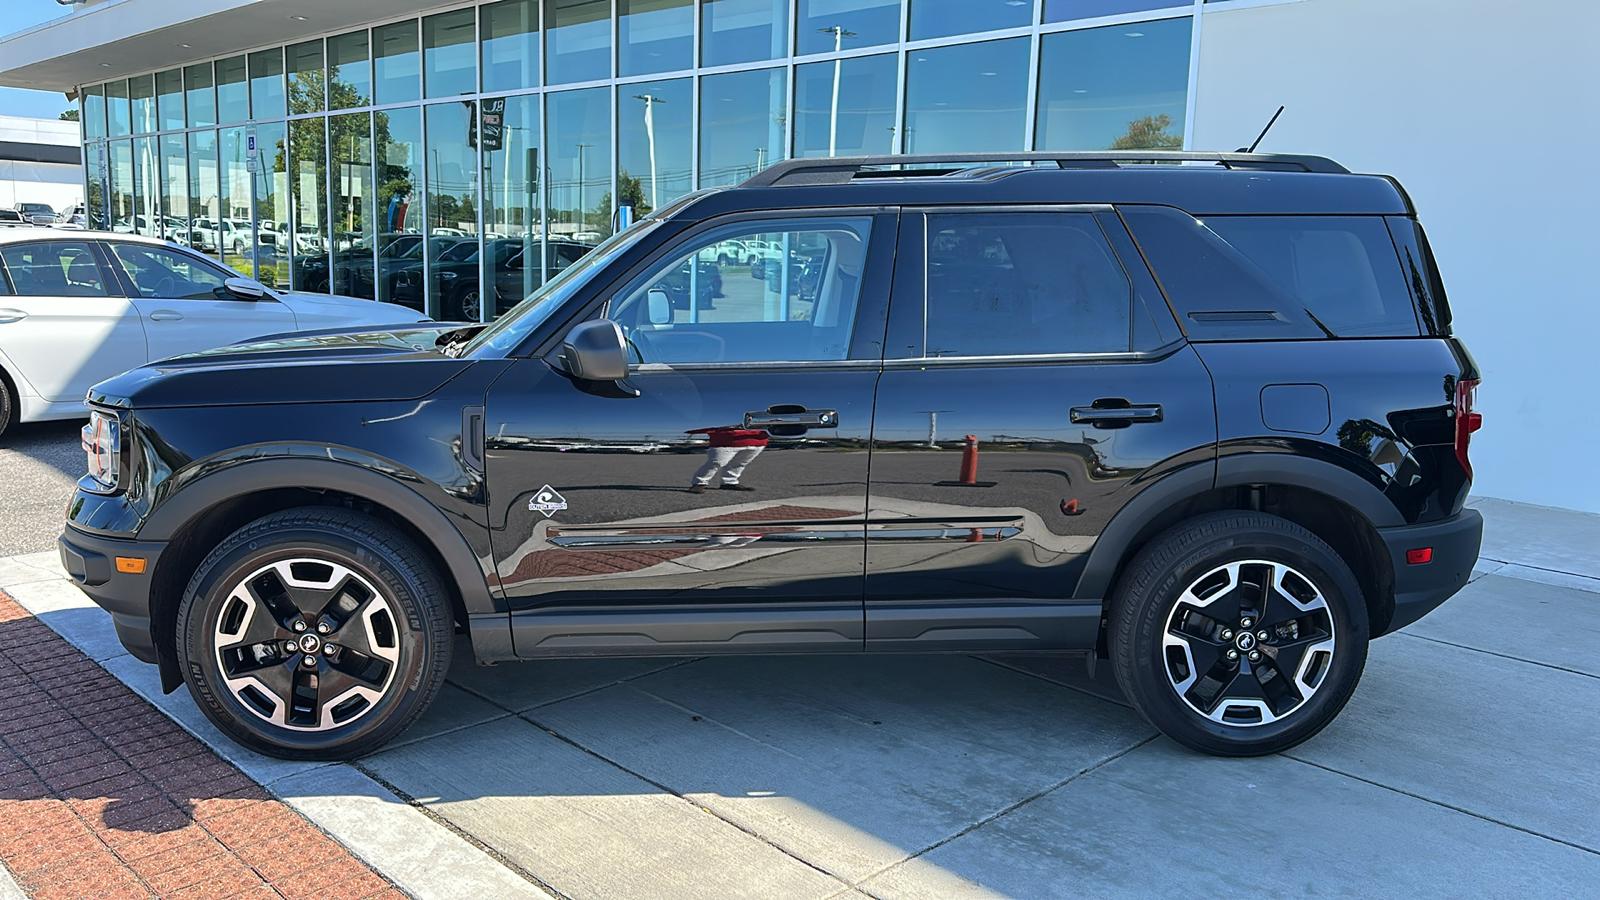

left=686, top=425, right=770, bottom=493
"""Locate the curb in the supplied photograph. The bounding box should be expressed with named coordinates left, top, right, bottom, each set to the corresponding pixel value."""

left=0, top=554, right=548, bottom=900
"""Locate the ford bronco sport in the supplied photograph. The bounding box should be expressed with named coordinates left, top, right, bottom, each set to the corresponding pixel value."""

left=60, top=151, right=1482, bottom=759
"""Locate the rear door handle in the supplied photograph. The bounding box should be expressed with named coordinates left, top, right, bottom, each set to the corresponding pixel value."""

left=745, top=406, right=839, bottom=429
left=0, top=308, right=26, bottom=324
left=148, top=310, right=185, bottom=322
left=1070, top=401, right=1163, bottom=426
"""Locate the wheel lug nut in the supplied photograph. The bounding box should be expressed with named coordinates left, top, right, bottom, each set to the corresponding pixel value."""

left=1241, top=617, right=1254, bottom=628
left=1221, top=629, right=1234, bottom=640
left=302, top=655, right=317, bottom=667
left=1258, top=631, right=1269, bottom=642
left=1226, top=649, right=1239, bottom=660
left=292, top=621, right=307, bottom=632
left=284, top=641, right=297, bottom=654
left=1248, top=650, right=1261, bottom=662
left=323, top=644, right=337, bottom=656
left=316, top=622, right=331, bottom=635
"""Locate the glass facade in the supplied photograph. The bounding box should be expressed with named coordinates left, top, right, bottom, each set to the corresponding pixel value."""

left=78, top=0, right=1199, bottom=323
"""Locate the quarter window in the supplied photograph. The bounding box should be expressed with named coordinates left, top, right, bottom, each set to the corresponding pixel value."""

left=923, top=213, right=1133, bottom=357
left=610, top=217, right=874, bottom=365
left=0, top=243, right=109, bottom=298
left=109, top=244, right=235, bottom=300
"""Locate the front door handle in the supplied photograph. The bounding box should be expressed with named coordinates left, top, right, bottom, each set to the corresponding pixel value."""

left=745, top=406, right=839, bottom=429
left=1070, top=400, right=1163, bottom=427
left=0, top=308, right=26, bottom=324
left=148, top=310, right=185, bottom=322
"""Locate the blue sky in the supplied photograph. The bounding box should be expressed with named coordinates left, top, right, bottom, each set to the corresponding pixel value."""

left=0, top=0, right=75, bottom=120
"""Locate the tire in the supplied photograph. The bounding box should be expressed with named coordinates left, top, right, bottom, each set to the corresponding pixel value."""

left=747, top=254, right=758, bottom=267
left=0, top=372, right=14, bottom=440
left=1108, top=511, right=1369, bottom=757
left=175, top=508, right=454, bottom=760
left=717, top=253, right=729, bottom=267
left=451, top=287, right=481, bottom=322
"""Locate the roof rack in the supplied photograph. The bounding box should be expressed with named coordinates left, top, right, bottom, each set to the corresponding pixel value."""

left=739, top=151, right=1350, bottom=188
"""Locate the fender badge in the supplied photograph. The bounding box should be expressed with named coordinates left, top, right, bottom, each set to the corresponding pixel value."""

left=529, top=485, right=568, bottom=518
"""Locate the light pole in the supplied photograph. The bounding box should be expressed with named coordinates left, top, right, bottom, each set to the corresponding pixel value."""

left=574, top=142, right=591, bottom=230
left=818, top=27, right=856, bottom=157
left=632, top=94, right=665, bottom=211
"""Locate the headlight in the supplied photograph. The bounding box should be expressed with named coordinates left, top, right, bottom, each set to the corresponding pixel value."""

left=82, top=409, right=121, bottom=491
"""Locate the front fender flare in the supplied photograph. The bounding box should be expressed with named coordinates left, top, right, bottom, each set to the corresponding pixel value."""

left=138, top=457, right=497, bottom=618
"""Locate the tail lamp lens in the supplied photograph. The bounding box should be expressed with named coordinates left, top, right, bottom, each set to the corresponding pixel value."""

left=1454, top=378, right=1482, bottom=479
left=82, top=410, right=120, bottom=490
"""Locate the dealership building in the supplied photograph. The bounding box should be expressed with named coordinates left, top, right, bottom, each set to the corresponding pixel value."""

left=0, top=0, right=1593, bottom=513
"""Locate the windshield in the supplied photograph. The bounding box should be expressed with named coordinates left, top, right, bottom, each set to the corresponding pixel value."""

left=463, top=220, right=662, bottom=357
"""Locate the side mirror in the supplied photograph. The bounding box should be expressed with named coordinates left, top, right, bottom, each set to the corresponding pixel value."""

left=559, top=319, right=630, bottom=382
left=647, top=289, right=672, bottom=325
left=224, top=277, right=267, bottom=301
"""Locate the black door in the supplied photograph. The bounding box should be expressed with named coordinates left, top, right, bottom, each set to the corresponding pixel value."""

left=865, top=207, right=1216, bottom=651
left=483, top=211, right=897, bottom=657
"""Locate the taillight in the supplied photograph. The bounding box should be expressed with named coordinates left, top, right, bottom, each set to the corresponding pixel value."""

left=1454, top=378, right=1482, bottom=479
left=82, top=410, right=121, bottom=491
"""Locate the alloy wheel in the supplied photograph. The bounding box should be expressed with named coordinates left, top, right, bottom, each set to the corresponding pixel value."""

left=1162, top=560, right=1337, bottom=727
left=212, top=558, right=401, bottom=732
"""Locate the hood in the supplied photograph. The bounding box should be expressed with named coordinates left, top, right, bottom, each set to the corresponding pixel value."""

left=275, top=290, right=426, bottom=325
left=89, top=323, right=477, bottom=410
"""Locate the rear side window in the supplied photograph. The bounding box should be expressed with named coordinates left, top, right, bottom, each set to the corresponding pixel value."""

left=0, top=242, right=109, bottom=297
left=1122, top=207, right=1419, bottom=340
left=924, top=212, right=1132, bottom=357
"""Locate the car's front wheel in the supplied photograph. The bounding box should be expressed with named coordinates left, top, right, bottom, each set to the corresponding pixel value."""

left=175, top=508, right=453, bottom=759
left=0, top=374, right=14, bottom=439
left=1109, top=512, right=1368, bottom=756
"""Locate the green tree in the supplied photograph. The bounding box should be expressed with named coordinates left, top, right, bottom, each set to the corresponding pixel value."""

left=1110, top=114, right=1183, bottom=150
left=59, top=109, right=79, bottom=122
left=595, top=170, right=649, bottom=229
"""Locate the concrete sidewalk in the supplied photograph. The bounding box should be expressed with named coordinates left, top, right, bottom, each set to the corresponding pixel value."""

left=1, top=497, right=1596, bottom=898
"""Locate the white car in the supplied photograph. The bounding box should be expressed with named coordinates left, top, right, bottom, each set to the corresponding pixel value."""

left=0, top=231, right=428, bottom=437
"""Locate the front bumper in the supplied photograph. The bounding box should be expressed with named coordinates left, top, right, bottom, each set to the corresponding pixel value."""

left=58, top=526, right=166, bottom=664
left=1375, top=508, right=1484, bottom=635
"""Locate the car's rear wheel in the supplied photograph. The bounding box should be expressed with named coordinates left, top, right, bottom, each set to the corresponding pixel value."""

left=176, top=508, right=453, bottom=759
left=1109, top=511, right=1368, bottom=756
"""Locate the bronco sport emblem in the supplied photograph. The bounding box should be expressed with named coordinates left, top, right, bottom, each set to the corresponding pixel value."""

left=528, top=485, right=568, bottom=518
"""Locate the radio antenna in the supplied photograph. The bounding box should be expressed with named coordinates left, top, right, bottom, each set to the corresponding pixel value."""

left=1239, top=105, right=1286, bottom=154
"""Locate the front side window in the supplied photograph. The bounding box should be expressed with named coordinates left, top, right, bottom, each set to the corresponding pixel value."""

left=610, top=216, right=873, bottom=365
left=923, top=212, right=1133, bottom=357
left=0, top=242, right=109, bottom=297
left=110, top=243, right=235, bottom=300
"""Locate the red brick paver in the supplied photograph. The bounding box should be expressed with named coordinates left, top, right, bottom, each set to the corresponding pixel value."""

left=0, top=589, right=398, bottom=899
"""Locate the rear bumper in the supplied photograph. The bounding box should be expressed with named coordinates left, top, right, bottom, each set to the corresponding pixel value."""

left=58, top=526, right=165, bottom=664
left=1376, top=508, right=1483, bottom=635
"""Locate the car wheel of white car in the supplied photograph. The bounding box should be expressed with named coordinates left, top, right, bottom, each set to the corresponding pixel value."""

left=0, top=374, right=15, bottom=439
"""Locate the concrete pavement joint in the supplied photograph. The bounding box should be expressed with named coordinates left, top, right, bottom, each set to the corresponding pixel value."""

left=974, top=654, right=1133, bottom=708
left=513, top=706, right=861, bottom=893
left=1393, top=631, right=1600, bottom=682
left=346, top=760, right=573, bottom=900
left=1281, top=754, right=1600, bottom=858
left=848, top=734, right=1162, bottom=896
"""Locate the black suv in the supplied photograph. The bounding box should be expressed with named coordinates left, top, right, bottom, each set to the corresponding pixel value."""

left=61, top=151, right=1483, bottom=760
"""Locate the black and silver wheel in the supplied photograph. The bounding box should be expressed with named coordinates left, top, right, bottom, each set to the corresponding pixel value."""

left=176, top=508, right=453, bottom=759
left=452, top=287, right=481, bottom=322
left=1109, top=512, right=1368, bottom=756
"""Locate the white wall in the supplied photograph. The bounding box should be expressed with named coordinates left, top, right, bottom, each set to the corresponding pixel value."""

left=0, top=115, right=81, bottom=212
left=1192, top=0, right=1600, bottom=513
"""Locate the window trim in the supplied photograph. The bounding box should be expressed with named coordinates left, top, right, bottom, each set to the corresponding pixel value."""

left=897, top=203, right=1155, bottom=362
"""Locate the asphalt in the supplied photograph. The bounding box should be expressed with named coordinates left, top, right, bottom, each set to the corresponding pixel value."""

left=3, top=424, right=1598, bottom=898
left=0, top=420, right=80, bottom=557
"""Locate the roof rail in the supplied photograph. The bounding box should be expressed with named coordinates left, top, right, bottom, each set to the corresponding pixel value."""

left=739, top=151, right=1350, bottom=188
